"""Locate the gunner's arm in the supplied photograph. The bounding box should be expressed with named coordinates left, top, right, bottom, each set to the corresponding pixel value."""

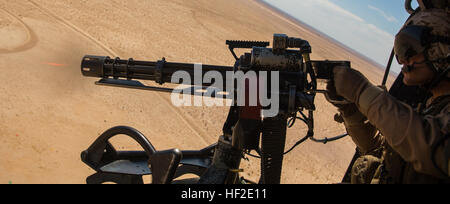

left=358, top=87, right=450, bottom=178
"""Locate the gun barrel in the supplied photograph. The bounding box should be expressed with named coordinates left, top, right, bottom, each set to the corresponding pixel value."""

left=81, top=55, right=234, bottom=86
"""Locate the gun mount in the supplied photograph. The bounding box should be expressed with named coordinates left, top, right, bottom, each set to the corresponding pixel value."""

left=80, top=34, right=350, bottom=184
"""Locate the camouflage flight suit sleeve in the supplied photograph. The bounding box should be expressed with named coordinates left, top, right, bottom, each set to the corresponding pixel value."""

left=358, top=86, right=450, bottom=178
left=340, top=105, right=383, bottom=155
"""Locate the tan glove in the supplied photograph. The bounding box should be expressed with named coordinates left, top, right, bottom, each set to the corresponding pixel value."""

left=325, top=82, right=359, bottom=117
left=333, top=67, right=374, bottom=100
left=333, top=66, right=373, bottom=104
left=326, top=68, right=383, bottom=154
left=333, top=66, right=385, bottom=115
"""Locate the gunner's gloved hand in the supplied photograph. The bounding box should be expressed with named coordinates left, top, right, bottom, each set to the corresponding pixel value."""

left=332, top=66, right=374, bottom=104
left=325, top=82, right=360, bottom=118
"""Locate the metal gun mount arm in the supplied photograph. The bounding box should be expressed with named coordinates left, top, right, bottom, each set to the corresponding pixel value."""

left=81, top=126, right=216, bottom=184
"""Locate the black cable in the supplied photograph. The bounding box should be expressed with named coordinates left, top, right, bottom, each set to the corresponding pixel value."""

left=283, top=133, right=312, bottom=155
left=296, top=117, right=307, bottom=124
left=310, top=133, right=349, bottom=144
left=299, top=111, right=308, bottom=122
left=285, top=110, right=348, bottom=154
left=287, top=114, right=297, bottom=128
left=287, top=111, right=308, bottom=128
left=244, top=148, right=262, bottom=159
left=248, top=104, right=350, bottom=159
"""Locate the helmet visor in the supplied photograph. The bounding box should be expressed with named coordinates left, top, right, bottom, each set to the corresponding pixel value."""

left=394, top=25, right=431, bottom=63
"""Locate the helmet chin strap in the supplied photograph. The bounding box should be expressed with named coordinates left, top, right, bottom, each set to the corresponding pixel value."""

left=422, top=53, right=450, bottom=87
left=425, top=67, right=448, bottom=88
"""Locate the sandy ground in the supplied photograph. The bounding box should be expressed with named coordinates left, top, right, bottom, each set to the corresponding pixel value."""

left=0, top=0, right=395, bottom=184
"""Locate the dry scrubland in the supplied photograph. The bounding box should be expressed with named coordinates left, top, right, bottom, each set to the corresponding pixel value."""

left=0, top=0, right=394, bottom=183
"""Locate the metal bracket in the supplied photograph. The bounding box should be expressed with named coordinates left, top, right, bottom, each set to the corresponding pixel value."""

left=149, top=149, right=182, bottom=184
left=126, top=58, right=134, bottom=80
left=155, top=57, right=166, bottom=85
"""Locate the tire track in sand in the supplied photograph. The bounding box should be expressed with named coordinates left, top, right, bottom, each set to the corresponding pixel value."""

left=26, top=0, right=116, bottom=56
left=0, top=7, right=38, bottom=54
left=26, top=0, right=212, bottom=145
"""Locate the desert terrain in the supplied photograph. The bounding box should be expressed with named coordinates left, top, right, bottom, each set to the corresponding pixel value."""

left=0, top=0, right=394, bottom=184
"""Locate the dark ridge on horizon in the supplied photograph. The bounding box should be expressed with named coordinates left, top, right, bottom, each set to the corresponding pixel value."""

left=255, top=0, right=390, bottom=72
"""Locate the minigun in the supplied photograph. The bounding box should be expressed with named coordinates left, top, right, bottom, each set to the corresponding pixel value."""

left=80, top=34, right=350, bottom=184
